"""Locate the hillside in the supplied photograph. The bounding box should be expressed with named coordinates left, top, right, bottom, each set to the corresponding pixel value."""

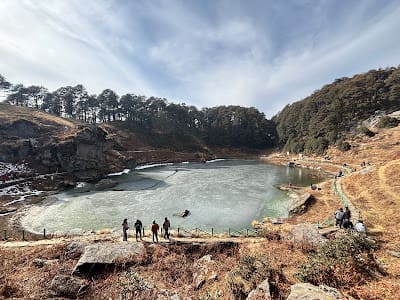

left=274, top=67, right=400, bottom=154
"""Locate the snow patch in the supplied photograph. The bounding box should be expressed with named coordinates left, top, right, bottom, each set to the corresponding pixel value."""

left=107, top=169, right=130, bottom=176
left=135, top=163, right=173, bottom=170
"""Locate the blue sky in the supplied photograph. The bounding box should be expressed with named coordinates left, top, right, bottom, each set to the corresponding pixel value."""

left=1, top=0, right=400, bottom=117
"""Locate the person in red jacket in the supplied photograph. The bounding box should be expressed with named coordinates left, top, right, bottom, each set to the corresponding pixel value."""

left=151, top=220, right=159, bottom=243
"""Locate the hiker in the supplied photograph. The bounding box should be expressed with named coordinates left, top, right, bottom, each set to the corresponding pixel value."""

left=343, top=206, right=351, bottom=221
left=342, top=218, right=354, bottom=230
left=334, top=208, right=344, bottom=228
left=134, top=219, right=143, bottom=241
left=163, top=217, right=171, bottom=240
left=151, top=220, right=159, bottom=243
left=355, top=220, right=366, bottom=234
left=122, top=218, right=129, bottom=241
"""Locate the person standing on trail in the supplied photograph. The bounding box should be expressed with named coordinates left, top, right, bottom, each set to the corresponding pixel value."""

left=134, top=219, right=143, bottom=241
left=343, top=206, right=351, bottom=221
left=334, top=208, right=344, bottom=228
left=163, top=217, right=171, bottom=240
left=151, top=220, right=159, bottom=243
left=122, top=218, right=129, bottom=241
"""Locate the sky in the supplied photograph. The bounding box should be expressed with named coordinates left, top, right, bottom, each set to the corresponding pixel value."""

left=1, top=0, right=400, bottom=118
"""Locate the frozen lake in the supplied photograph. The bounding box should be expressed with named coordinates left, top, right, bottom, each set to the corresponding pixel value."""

left=21, top=160, right=318, bottom=234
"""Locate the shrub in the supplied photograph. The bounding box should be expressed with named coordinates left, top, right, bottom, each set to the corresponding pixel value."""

left=116, top=269, right=150, bottom=300
left=336, top=139, right=351, bottom=151
left=376, top=116, right=400, bottom=128
left=297, top=233, right=381, bottom=288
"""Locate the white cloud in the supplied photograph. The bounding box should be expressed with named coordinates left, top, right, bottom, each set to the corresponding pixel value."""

left=1, top=0, right=400, bottom=118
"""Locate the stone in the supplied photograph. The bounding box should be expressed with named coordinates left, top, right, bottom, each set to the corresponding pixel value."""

left=73, top=242, right=147, bottom=274
left=283, top=223, right=326, bottom=247
left=194, top=275, right=205, bottom=290
left=170, top=294, right=183, bottom=300
left=32, top=258, right=57, bottom=268
left=49, top=275, right=89, bottom=298
left=64, top=241, right=88, bottom=259
left=246, top=279, right=271, bottom=300
left=192, top=255, right=216, bottom=290
left=286, top=283, right=343, bottom=300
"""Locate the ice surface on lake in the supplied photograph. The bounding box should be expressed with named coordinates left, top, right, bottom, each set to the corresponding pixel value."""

left=21, top=160, right=316, bottom=234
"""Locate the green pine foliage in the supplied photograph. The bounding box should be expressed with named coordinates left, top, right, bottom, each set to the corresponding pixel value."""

left=274, top=67, right=400, bottom=154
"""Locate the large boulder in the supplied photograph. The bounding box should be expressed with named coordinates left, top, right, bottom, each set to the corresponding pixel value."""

left=49, top=275, right=89, bottom=298
left=246, top=279, right=271, bottom=300
left=73, top=242, right=147, bottom=274
left=286, top=283, right=343, bottom=300
left=282, top=223, right=326, bottom=247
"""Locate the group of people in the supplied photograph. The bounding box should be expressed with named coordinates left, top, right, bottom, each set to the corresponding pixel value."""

left=122, top=217, right=171, bottom=242
left=334, top=206, right=366, bottom=233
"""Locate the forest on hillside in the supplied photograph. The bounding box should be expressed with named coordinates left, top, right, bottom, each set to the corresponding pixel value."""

left=0, top=74, right=276, bottom=149
left=273, top=67, right=400, bottom=154
left=2, top=66, right=400, bottom=155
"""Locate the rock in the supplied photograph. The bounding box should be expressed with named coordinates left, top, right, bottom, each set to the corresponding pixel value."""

left=49, top=275, right=89, bottom=298
left=170, top=294, right=183, bottom=300
left=208, top=272, right=218, bottom=281
left=94, top=178, right=118, bottom=191
left=194, top=275, right=205, bottom=290
left=64, top=241, right=88, bottom=259
left=192, top=255, right=215, bottom=290
left=288, top=193, right=314, bottom=215
left=246, top=279, right=271, bottom=300
left=286, top=283, right=343, bottom=300
left=32, top=258, right=57, bottom=268
left=73, top=242, right=147, bottom=274
left=283, top=223, right=326, bottom=247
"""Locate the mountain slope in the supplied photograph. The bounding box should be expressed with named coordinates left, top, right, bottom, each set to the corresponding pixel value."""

left=274, top=67, right=400, bottom=154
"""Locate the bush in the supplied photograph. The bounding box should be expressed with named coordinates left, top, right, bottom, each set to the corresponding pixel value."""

left=376, top=116, right=400, bottom=128
left=297, top=233, right=381, bottom=288
left=336, top=139, right=351, bottom=151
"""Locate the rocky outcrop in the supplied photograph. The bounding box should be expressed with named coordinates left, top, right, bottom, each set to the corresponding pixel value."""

left=286, top=283, right=343, bottom=300
left=246, top=279, right=271, bottom=300
left=73, top=242, right=147, bottom=274
left=288, top=193, right=314, bottom=215
left=282, top=223, right=326, bottom=247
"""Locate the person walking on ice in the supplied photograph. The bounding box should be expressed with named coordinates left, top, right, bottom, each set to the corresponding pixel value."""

left=122, top=218, right=129, bottom=241
left=151, top=220, right=159, bottom=243
left=163, top=217, right=171, bottom=240
left=134, top=219, right=143, bottom=241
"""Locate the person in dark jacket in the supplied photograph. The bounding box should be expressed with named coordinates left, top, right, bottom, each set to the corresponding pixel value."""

left=134, top=219, right=143, bottom=241
left=122, top=218, right=129, bottom=241
left=163, top=217, right=171, bottom=240
left=343, top=206, right=351, bottom=220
